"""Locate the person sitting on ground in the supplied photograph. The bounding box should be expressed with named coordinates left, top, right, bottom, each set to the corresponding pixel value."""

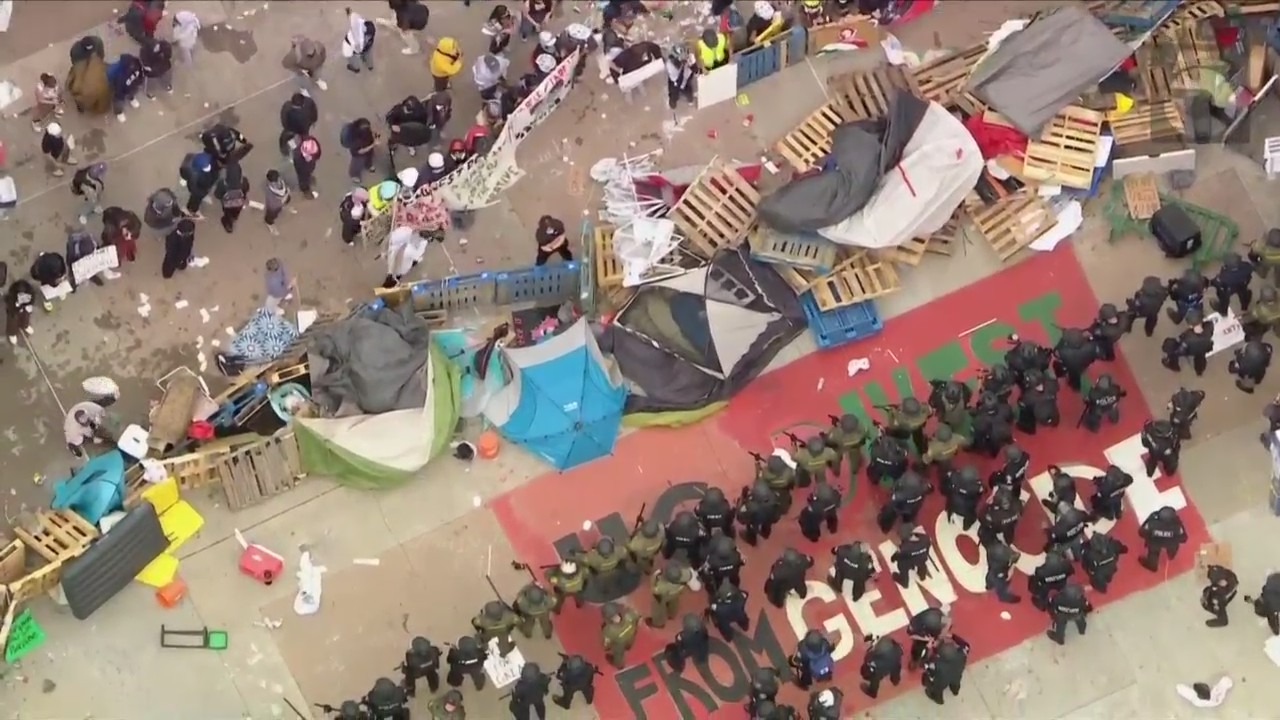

left=64, top=400, right=109, bottom=458
left=535, top=214, right=572, bottom=266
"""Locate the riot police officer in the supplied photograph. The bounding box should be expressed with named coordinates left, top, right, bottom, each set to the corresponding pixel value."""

left=509, top=662, right=551, bottom=720
left=891, top=524, right=933, bottom=588
left=445, top=635, right=487, bottom=690
left=825, top=413, right=868, bottom=481
left=1243, top=285, right=1280, bottom=340
left=876, top=470, right=929, bottom=534
left=553, top=654, right=599, bottom=709
left=1138, top=506, right=1188, bottom=571
left=922, top=636, right=970, bottom=706
left=867, top=432, right=909, bottom=488
left=1045, top=582, right=1092, bottom=645
left=1081, top=532, right=1127, bottom=592
left=706, top=580, right=750, bottom=640
left=1082, top=374, right=1126, bottom=432
left=400, top=636, right=441, bottom=697
left=1052, top=328, right=1099, bottom=392
left=647, top=561, right=693, bottom=629
left=921, top=423, right=963, bottom=488
left=471, top=600, right=518, bottom=656
left=906, top=605, right=948, bottom=669
left=1090, top=303, right=1133, bottom=361
left=807, top=688, right=843, bottom=720
left=1005, top=334, right=1053, bottom=387
left=751, top=700, right=798, bottom=720
left=828, top=541, right=875, bottom=601
left=737, top=480, right=781, bottom=546
left=945, top=464, right=983, bottom=530
left=696, top=486, right=736, bottom=539
left=797, top=482, right=841, bottom=542
left=1249, top=227, right=1280, bottom=284
left=583, top=536, right=629, bottom=597
left=665, top=613, right=711, bottom=673
left=1167, top=387, right=1205, bottom=441
left=791, top=435, right=837, bottom=488
left=859, top=635, right=903, bottom=698
left=979, top=363, right=1017, bottom=404
left=664, top=510, right=706, bottom=561
left=990, top=444, right=1030, bottom=497
left=1042, top=465, right=1078, bottom=514
left=1211, top=251, right=1255, bottom=314
left=1127, top=275, right=1170, bottom=337
left=1015, top=369, right=1060, bottom=433
left=1140, top=419, right=1181, bottom=477
left=317, top=701, right=366, bottom=720
left=1046, top=502, right=1089, bottom=561
left=749, top=667, right=782, bottom=709
left=985, top=540, right=1021, bottom=603
left=880, top=396, right=931, bottom=455
left=1028, top=549, right=1073, bottom=611
left=701, top=534, right=744, bottom=592
left=1246, top=572, right=1280, bottom=635
left=1229, top=340, right=1273, bottom=393
left=1201, top=564, right=1239, bottom=628
left=515, top=583, right=556, bottom=640
left=426, top=689, right=465, bottom=720
left=1161, top=309, right=1214, bottom=375
left=757, top=455, right=797, bottom=514
left=1167, top=268, right=1208, bottom=324
left=968, top=392, right=1014, bottom=457
left=1090, top=465, right=1133, bottom=522
left=977, top=486, right=1022, bottom=547
left=546, top=558, right=587, bottom=611
left=928, top=379, right=972, bottom=434
left=765, top=548, right=813, bottom=607
left=363, top=678, right=409, bottom=720
left=791, top=630, right=835, bottom=689
left=627, top=518, right=665, bottom=574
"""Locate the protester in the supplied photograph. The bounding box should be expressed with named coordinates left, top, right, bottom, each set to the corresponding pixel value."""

left=5, top=279, right=36, bottom=345
left=280, top=92, right=319, bottom=138
left=666, top=45, right=698, bottom=110
left=386, top=95, right=434, bottom=160
left=339, top=189, right=368, bottom=246
left=63, top=401, right=108, bottom=458
left=144, top=187, right=182, bottom=235
left=473, top=53, right=510, bottom=100
left=107, top=53, right=145, bottom=123
left=383, top=225, right=428, bottom=288
left=427, top=91, right=453, bottom=133
left=213, top=162, right=250, bottom=233
left=535, top=214, right=572, bottom=266
left=101, top=206, right=141, bottom=265
left=172, top=11, right=202, bottom=65
left=30, top=252, right=70, bottom=311
left=292, top=135, right=322, bottom=199
left=66, top=37, right=111, bottom=115
left=40, top=123, right=78, bottom=177
left=484, top=5, right=516, bottom=55
left=263, top=258, right=297, bottom=314
left=82, top=376, right=121, bottom=406
left=30, top=74, right=65, bottom=132
left=431, top=37, right=463, bottom=92
left=120, top=0, right=165, bottom=45
left=342, top=118, right=379, bottom=185
left=521, top=0, right=557, bottom=41
left=263, top=170, right=291, bottom=234
left=388, top=0, right=430, bottom=55
left=71, top=162, right=106, bottom=225
left=65, top=229, right=102, bottom=287
left=162, top=218, right=197, bottom=279
left=343, top=8, right=377, bottom=73
left=697, top=29, right=730, bottom=71
left=286, top=35, right=328, bottom=91
left=140, top=37, right=175, bottom=98
left=201, top=123, right=252, bottom=172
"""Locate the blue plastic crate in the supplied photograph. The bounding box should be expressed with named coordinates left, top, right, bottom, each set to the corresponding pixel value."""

left=1101, top=0, right=1178, bottom=30
left=799, top=293, right=883, bottom=350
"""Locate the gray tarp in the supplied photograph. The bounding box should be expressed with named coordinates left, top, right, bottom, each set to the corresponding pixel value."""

left=966, top=6, right=1130, bottom=136
left=309, top=304, right=431, bottom=415
left=757, top=91, right=929, bottom=234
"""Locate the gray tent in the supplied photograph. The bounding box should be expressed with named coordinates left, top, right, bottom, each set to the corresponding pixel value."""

left=602, top=246, right=804, bottom=418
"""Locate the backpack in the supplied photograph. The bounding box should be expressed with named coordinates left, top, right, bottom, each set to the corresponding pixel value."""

left=222, top=187, right=246, bottom=209
left=179, top=152, right=200, bottom=183
left=339, top=123, right=354, bottom=149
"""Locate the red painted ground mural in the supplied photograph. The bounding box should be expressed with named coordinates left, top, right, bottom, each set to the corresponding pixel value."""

left=490, top=248, right=1210, bottom=719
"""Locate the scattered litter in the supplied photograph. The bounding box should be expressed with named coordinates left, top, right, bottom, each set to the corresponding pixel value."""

left=195, top=336, right=204, bottom=349
left=1005, top=679, right=1027, bottom=701
left=190, top=256, right=209, bottom=268
left=174, top=299, right=189, bottom=310
left=353, top=558, right=380, bottom=566
left=999, top=610, right=1012, bottom=620
left=225, top=327, right=236, bottom=337
left=293, top=551, right=325, bottom=616
left=707, top=129, right=717, bottom=139
left=246, top=651, right=264, bottom=666
left=600, top=113, right=607, bottom=119
left=211, top=305, right=220, bottom=312
left=581, top=520, right=593, bottom=531
left=846, top=357, right=871, bottom=377
left=199, top=308, right=210, bottom=324
left=137, top=302, right=151, bottom=318
left=816, top=377, right=825, bottom=391
left=41, top=679, right=54, bottom=694
left=253, top=617, right=283, bottom=630
left=742, top=114, right=754, bottom=128
left=472, top=495, right=483, bottom=507
left=210, top=339, right=221, bottom=348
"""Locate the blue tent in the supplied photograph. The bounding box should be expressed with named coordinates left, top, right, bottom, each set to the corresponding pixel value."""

left=483, top=318, right=627, bottom=470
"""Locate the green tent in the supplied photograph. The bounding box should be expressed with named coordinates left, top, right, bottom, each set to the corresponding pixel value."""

left=293, top=341, right=462, bottom=489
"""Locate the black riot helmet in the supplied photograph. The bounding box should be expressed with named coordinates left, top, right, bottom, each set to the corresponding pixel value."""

left=1180, top=268, right=1202, bottom=287
left=1141, top=275, right=1164, bottom=294
left=681, top=613, right=703, bottom=634
left=897, top=523, right=916, bottom=541
left=934, top=424, right=953, bottom=442
left=1004, top=444, right=1025, bottom=462
left=1267, top=228, right=1280, bottom=248
left=1156, top=506, right=1178, bottom=523
left=1057, top=582, right=1085, bottom=603
left=526, top=585, right=546, bottom=604
left=704, top=487, right=726, bottom=504
left=483, top=600, right=506, bottom=619
left=813, top=483, right=839, bottom=505
left=957, top=465, right=981, bottom=484
left=663, top=562, right=686, bottom=584
left=1023, top=369, right=1045, bottom=387
left=977, top=391, right=998, bottom=410
left=716, top=580, right=739, bottom=601
left=898, top=470, right=925, bottom=493
left=802, top=630, right=826, bottom=650
left=766, top=455, right=787, bottom=473
left=752, top=667, right=779, bottom=689
left=339, top=701, right=362, bottom=720
left=782, top=547, right=805, bottom=565
left=1098, top=303, right=1118, bottom=321
left=601, top=602, right=623, bottom=621
left=805, top=435, right=825, bottom=454
left=755, top=700, right=778, bottom=717
left=839, top=414, right=861, bottom=432
left=1086, top=532, right=1109, bottom=553
left=641, top=519, right=661, bottom=537
left=991, top=485, right=1015, bottom=509
left=442, top=689, right=463, bottom=707
left=457, top=635, right=479, bottom=652
left=520, top=662, right=542, bottom=682
left=1149, top=419, right=1174, bottom=438
left=1095, top=374, right=1113, bottom=389
left=752, top=479, right=775, bottom=500
left=564, top=654, right=587, bottom=672
left=709, top=534, right=735, bottom=556
left=988, top=363, right=1011, bottom=382
left=410, top=636, right=432, bottom=655
left=943, top=382, right=963, bottom=404
left=1207, top=564, right=1233, bottom=585
left=1103, top=464, right=1127, bottom=483
left=1222, top=251, right=1244, bottom=268
left=596, top=536, right=615, bottom=555
left=371, top=676, right=399, bottom=697
left=901, top=397, right=923, bottom=415
left=1185, top=308, right=1205, bottom=327
left=671, top=510, right=699, bottom=531
left=1044, top=548, right=1068, bottom=568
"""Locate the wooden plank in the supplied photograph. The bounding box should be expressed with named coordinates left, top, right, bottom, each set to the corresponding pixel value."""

left=971, top=196, right=1053, bottom=262
left=747, top=226, right=840, bottom=274
left=926, top=220, right=961, bottom=256
left=1108, top=101, right=1185, bottom=145
left=1135, top=41, right=1175, bottom=102
left=1123, top=173, right=1161, bottom=219
left=775, top=102, right=846, bottom=172
left=0, top=540, right=26, bottom=585
left=1172, top=24, right=1221, bottom=89
left=881, top=237, right=931, bottom=266
left=1160, top=0, right=1224, bottom=33
left=829, top=66, right=917, bottom=122
left=668, top=164, right=760, bottom=258
left=775, top=264, right=818, bottom=294
left=909, top=44, right=986, bottom=106
left=592, top=225, right=623, bottom=290
left=809, top=254, right=900, bottom=311
left=1022, top=106, right=1104, bottom=189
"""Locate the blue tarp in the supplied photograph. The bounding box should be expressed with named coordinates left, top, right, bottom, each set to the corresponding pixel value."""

left=52, top=449, right=125, bottom=525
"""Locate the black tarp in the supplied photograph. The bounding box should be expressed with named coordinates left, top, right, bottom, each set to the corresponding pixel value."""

left=757, top=90, right=929, bottom=233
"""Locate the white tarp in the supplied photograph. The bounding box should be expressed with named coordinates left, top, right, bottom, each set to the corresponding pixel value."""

left=0, top=1, right=12, bottom=33
left=818, top=101, right=982, bottom=249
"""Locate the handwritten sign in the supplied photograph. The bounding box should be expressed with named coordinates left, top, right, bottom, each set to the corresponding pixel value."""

left=1206, top=309, right=1245, bottom=357
left=4, top=609, right=46, bottom=663
left=483, top=636, right=526, bottom=688
left=437, top=49, right=581, bottom=211
left=71, top=245, right=119, bottom=285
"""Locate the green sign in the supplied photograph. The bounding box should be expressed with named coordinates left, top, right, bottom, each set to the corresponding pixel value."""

left=5, top=609, right=46, bottom=664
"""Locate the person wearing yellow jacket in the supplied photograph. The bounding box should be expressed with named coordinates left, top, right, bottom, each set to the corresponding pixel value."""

left=431, top=37, right=463, bottom=92
left=697, top=29, right=729, bottom=72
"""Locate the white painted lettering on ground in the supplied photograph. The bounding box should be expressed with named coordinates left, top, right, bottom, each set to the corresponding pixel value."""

left=932, top=514, right=987, bottom=593
left=875, top=539, right=958, bottom=615
left=1105, top=434, right=1187, bottom=518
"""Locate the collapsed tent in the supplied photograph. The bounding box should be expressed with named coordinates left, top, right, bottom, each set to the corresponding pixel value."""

left=483, top=318, right=626, bottom=470
left=756, top=92, right=928, bottom=234
left=818, top=99, right=983, bottom=249
left=604, top=246, right=805, bottom=418
left=293, top=305, right=461, bottom=488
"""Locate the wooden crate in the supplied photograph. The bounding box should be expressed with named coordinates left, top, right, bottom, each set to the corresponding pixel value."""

left=1173, top=24, right=1221, bottom=89
left=13, top=510, right=98, bottom=565
left=881, top=237, right=932, bottom=266
left=747, top=226, right=840, bottom=274
left=1161, top=0, right=1223, bottom=33
left=593, top=225, right=623, bottom=290
left=808, top=254, right=900, bottom=311
left=0, top=539, right=25, bottom=585
left=829, top=66, right=917, bottom=121
left=775, top=263, right=818, bottom=294
left=1135, top=41, right=1175, bottom=102
left=776, top=102, right=847, bottom=172
left=972, top=196, right=1054, bottom=262
left=9, top=562, right=63, bottom=606
left=668, top=164, right=761, bottom=258
left=909, top=44, right=987, bottom=106
left=1022, top=106, right=1105, bottom=189
left=218, top=432, right=304, bottom=511
left=926, top=220, right=961, bottom=256
left=1108, top=101, right=1185, bottom=145
left=1123, top=173, right=1161, bottom=219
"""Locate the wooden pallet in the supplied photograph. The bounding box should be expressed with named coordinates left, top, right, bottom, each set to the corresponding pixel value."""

left=593, top=225, right=623, bottom=290
left=1161, top=0, right=1223, bottom=33
left=971, top=196, right=1054, bottom=262
left=954, top=92, right=989, bottom=118
left=829, top=66, right=917, bottom=121
left=881, top=237, right=932, bottom=266
left=1172, top=24, right=1221, bottom=89
left=808, top=253, right=901, bottom=311
left=218, top=432, right=304, bottom=511
left=13, top=510, right=98, bottom=565
left=909, top=44, right=986, bottom=106
left=926, top=220, right=961, bottom=256
left=1122, top=173, right=1161, bottom=220
left=1022, top=106, right=1105, bottom=189
left=0, top=539, right=25, bottom=585
left=1108, top=101, right=1185, bottom=146
left=775, top=102, right=847, bottom=172
left=747, top=226, right=840, bottom=274
left=668, top=164, right=760, bottom=259
left=1135, top=41, right=1175, bottom=102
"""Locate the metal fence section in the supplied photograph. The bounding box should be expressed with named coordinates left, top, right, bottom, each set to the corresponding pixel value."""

left=736, top=26, right=808, bottom=89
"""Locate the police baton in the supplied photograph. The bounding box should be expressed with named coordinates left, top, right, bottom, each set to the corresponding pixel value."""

left=784, top=431, right=803, bottom=446
left=511, top=560, right=541, bottom=584
left=633, top=502, right=647, bottom=532
left=749, top=450, right=767, bottom=464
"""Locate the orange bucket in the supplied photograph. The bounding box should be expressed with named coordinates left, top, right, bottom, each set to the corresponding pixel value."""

left=477, top=430, right=501, bottom=459
left=156, top=578, right=187, bottom=608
